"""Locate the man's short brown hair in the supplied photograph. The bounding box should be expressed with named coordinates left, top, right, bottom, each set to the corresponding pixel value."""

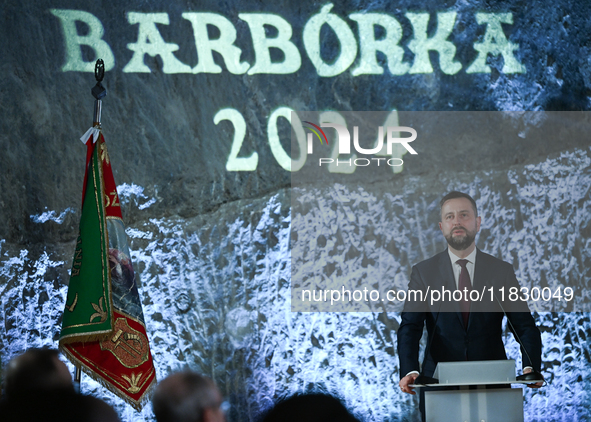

left=439, top=191, right=478, bottom=218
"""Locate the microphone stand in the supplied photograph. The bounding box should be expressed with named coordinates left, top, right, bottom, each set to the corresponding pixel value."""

left=488, top=283, right=545, bottom=384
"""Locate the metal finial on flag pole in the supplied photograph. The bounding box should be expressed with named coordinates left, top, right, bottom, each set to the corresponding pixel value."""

left=92, top=59, right=106, bottom=127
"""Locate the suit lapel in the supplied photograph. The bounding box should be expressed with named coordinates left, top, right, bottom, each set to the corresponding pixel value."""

left=437, top=250, right=456, bottom=292
left=472, top=249, right=488, bottom=291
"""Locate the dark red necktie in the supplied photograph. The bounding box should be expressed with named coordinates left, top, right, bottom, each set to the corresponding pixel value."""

left=457, top=259, right=471, bottom=328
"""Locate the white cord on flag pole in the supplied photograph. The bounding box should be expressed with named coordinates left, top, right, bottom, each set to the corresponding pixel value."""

left=80, top=127, right=101, bottom=144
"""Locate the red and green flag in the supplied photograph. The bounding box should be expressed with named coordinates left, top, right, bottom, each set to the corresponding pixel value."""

left=60, top=127, right=156, bottom=409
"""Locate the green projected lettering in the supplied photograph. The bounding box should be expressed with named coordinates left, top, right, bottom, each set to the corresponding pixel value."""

left=50, top=7, right=526, bottom=76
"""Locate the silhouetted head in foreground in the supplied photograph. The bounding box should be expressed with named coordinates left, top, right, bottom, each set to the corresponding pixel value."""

left=1, top=348, right=120, bottom=422
left=152, top=371, right=226, bottom=422
left=4, top=348, right=73, bottom=397
left=261, top=393, right=360, bottom=422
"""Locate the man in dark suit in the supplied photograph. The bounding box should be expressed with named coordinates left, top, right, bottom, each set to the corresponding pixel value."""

left=397, top=191, right=542, bottom=416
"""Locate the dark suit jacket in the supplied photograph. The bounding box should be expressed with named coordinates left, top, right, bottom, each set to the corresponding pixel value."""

left=397, top=249, right=542, bottom=378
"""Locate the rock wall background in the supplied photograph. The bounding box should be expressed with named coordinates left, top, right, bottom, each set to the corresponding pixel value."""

left=1, top=0, right=591, bottom=421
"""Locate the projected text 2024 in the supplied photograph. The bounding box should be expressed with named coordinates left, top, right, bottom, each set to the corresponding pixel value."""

left=215, top=109, right=412, bottom=173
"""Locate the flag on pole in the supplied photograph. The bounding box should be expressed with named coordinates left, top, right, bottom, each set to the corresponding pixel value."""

left=60, top=127, right=156, bottom=410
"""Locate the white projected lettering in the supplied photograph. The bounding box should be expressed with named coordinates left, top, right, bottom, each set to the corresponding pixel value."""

left=406, top=12, right=462, bottom=75
left=349, top=13, right=409, bottom=76
left=466, top=13, right=526, bottom=74
left=214, top=108, right=307, bottom=172
left=49, top=7, right=527, bottom=174
left=49, top=9, right=115, bottom=72
left=303, top=4, right=358, bottom=78
left=182, top=13, right=249, bottom=74
left=239, top=14, right=301, bottom=75
left=123, top=12, right=191, bottom=73
left=216, top=108, right=412, bottom=174
left=268, top=107, right=306, bottom=172
left=50, top=7, right=526, bottom=76
left=214, top=109, right=258, bottom=171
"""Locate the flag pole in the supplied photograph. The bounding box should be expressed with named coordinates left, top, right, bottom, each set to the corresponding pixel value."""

left=73, top=59, right=107, bottom=393
left=63, top=58, right=156, bottom=409
left=74, top=366, right=81, bottom=393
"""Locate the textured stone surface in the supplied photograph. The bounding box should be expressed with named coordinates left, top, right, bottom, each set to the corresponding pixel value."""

left=2, top=167, right=591, bottom=420
left=1, top=1, right=591, bottom=421
left=2, top=1, right=591, bottom=244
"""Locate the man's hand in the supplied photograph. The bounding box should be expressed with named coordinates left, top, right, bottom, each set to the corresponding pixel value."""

left=399, top=373, right=419, bottom=395
left=523, top=367, right=543, bottom=388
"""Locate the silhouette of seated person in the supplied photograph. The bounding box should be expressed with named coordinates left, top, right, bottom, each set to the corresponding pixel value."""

left=0, top=348, right=120, bottom=422
left=152, top=371, right=226, bottom=422
left=261, top=393, right=360, bottom=422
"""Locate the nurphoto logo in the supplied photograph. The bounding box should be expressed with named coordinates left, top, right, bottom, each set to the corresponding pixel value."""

left=304, top=122, right=417, bottom=167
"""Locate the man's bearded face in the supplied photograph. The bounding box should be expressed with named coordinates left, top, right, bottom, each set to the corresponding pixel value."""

left=439, top=197, right=481, bottom=251
left=444, top=224, right=478, bottom=250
